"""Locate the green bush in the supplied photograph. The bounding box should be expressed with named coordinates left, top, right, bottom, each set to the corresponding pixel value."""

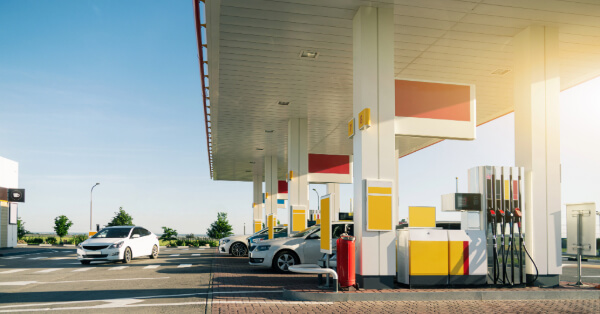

left=46, top=237, right=57, bottom=244
left=175, top=239, right=186, bottom=246
left=61, top=238, right=72, bottom=244
left=72, top=234, right=88, bottom=245
left=24, top=237, right=44, bottom=244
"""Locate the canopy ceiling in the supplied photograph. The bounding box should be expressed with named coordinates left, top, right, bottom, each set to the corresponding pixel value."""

left=203, top=0, right=600, bottom=181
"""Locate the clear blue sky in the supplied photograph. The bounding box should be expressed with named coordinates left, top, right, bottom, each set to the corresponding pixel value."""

left=1, top=1, right=598, bottom=236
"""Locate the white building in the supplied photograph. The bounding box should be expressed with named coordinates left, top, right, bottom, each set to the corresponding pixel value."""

left=0, top=156, right=19, bottom=248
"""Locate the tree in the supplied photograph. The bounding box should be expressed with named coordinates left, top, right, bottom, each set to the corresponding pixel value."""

left=206, top=212, right=233, bottom=239
left=54, top=215, right=73, bottom=243
left=17, top=217, right=29, bottom=240
left=107, top=207, right=134, bottom=226
left=160, top=226, right=178, bottom=240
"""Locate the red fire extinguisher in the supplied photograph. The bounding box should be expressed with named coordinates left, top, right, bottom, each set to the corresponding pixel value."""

left=336, top=234, right=358, bottom=289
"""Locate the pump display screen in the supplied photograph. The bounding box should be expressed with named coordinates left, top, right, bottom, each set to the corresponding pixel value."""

left=454, top=193, right=481, bottom=211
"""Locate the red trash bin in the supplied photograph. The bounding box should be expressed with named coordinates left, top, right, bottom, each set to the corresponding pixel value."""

left=336, top=235, right=356, bottom=288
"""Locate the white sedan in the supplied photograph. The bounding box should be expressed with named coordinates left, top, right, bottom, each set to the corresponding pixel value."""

left=219, top=234, right=251, bottom=257
left=249, top=222, right=353, bottom=272
left=77, top=226, right=159, bottom=264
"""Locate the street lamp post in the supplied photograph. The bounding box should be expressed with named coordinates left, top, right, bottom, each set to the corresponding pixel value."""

left=90, top=183, right=100, bottom=232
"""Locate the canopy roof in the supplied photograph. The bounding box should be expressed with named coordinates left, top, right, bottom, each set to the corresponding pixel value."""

left=202, top=0, right=600, bottom=181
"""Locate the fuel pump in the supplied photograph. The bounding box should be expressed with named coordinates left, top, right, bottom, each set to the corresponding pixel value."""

left=495, top=170, right=506, bottom=284
left=487, top=175, right=499, bottom=284
left=504, top=167, right=515, bottom=285
left=512, top=167, right=524, bottom=285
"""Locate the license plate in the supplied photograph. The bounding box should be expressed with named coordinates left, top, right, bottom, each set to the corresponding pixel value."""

left=86, top=251, right=101, bottom=255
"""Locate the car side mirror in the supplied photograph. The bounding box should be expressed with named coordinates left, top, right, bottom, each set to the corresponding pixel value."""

left=131, top=234, right=140, bottom=239
left=308, top=234, right=320, bottom=240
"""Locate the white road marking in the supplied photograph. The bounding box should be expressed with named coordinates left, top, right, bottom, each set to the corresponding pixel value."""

left=191, top=254, right=201, bottom=256
left=35, top=268, right=62, bottom=273
left=177, top=264, right=192, bottom=268
left=48, top=257, right=72, bottom=260
left=72, top=268, right=93, bottom=272
left=0, top=277, right=169, bottom=288
left=143, top=265, right=160, bottom=269
left=0, top=269, right=26, bottom=274
left=0, top=281, right=37, bottom=286
left=1, top=256, right=22, bottom=259
left=169, top=254, right=180, bottom=257
left=108, top=266, right=128, bottom=271
left=28, top=257, right=48, bottom=260
left=0, top=290, right=290, bottom=311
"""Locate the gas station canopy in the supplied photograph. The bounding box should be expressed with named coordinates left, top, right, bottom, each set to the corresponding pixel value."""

left=202, top=0, right=600, bottom=181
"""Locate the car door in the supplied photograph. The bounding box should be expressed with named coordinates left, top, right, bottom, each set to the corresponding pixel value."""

left=300, top=229, right=322, bottom=264
left=129, top=227, right=144, bottom=257
left=138, top=228, right=153, bottom=255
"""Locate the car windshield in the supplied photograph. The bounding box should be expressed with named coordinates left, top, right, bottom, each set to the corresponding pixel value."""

left=275, top=228, right=287, bottom=234
left=292, top=225, right=319, bottom=238
left=92, top=228, right=132, bottom=239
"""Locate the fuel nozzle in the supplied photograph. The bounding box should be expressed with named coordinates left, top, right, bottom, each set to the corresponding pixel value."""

left=514, top=208, right=522, bottom=228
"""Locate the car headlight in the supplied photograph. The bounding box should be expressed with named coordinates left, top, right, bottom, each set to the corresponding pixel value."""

left=222, top=239, right=230, bottom=244
left=77, top=243, right=83, bottom=249
left=109, top=241, right=124, bottom=249
left=256, top=245, right=271, bottom=251
left=251, top=238, right=263, bottom=243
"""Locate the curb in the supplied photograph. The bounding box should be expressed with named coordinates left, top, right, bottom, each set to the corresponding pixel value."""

left=283, top=289, right=600, bottom=302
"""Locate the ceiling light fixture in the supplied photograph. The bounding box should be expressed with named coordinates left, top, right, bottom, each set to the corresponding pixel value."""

left=491, top=68, right=511, bottom=75
left=256, top=148, right=264, bottom=151
left=299, top=50, right=319, bottom=59
left=265, top=130, right=274, bottom=133
left=278, top=101, right=290, bottom=106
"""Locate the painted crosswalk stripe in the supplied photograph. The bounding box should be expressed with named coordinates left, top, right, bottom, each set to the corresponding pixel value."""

left=191, top=254, right=201, bottom=256
left=0, top=269, right=26, bottom=274
left=72, top=268, right=93, bottom=272
left=169, top=254, right=180, bottom=257
left=1, top=256, right=22, bottom=259
left=28, top=257, right=48, bottom=260
left=108, top=266, right=128, bottom=271
left=144, top=265, right=160, bottom=269
left=36, top=268, right=62, bottom=273
left=49, top=257, right=72, bottom=260
left=177, top=264, right=192, bottom=268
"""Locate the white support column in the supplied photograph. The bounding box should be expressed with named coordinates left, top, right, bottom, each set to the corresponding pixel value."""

left=252, top=163, right=263, bottom=232
left=326, top=183, right=340, bottom=220
left=288, top=119, right=309, bottom=235
left=513, top=25, right=562, bottom=287
left=352, top=6, right=397, bottom=289
left=264, top=154, right=278, bottom=219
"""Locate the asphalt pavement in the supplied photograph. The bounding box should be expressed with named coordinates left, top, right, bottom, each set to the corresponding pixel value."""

left=2, top=247, right=600, bottom=313
left=0, top=246, right=213, bottom=313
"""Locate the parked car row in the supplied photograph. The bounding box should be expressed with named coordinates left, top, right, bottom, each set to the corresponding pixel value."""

left=218, top=225, right=287, bottom=257
left=75, top=222, right=353, bottom=274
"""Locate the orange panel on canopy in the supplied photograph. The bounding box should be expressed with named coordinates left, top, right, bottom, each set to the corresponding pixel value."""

left=395, top=80, right=470, bottom=122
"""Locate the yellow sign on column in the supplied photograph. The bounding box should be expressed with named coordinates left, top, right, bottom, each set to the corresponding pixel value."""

left=254, top=219, right=262, bottom=233
left=348, top=118, right=355, bottom=138
left=358, top=108, right=371, bottom=130
left=320, top=195, right=332, bottom=254
left=292, top=207, right=306, bottom=232
left=365, top=180, right=393, bottom=231
left=267, top=213, right=276, bottom=239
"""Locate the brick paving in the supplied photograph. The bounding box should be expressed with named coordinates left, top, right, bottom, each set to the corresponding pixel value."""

left=209, top=252, right=600, bottom=313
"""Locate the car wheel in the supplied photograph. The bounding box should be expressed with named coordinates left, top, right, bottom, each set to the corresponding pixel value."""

left=123, top=247, right=132, bottom=263
left=273, top=250, right=299, bottom=272
left=230, top=242, right=248, bottom=257
left=150, top=245, right=158, bottom=259
left=80, top=260, right=90, bottom=265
